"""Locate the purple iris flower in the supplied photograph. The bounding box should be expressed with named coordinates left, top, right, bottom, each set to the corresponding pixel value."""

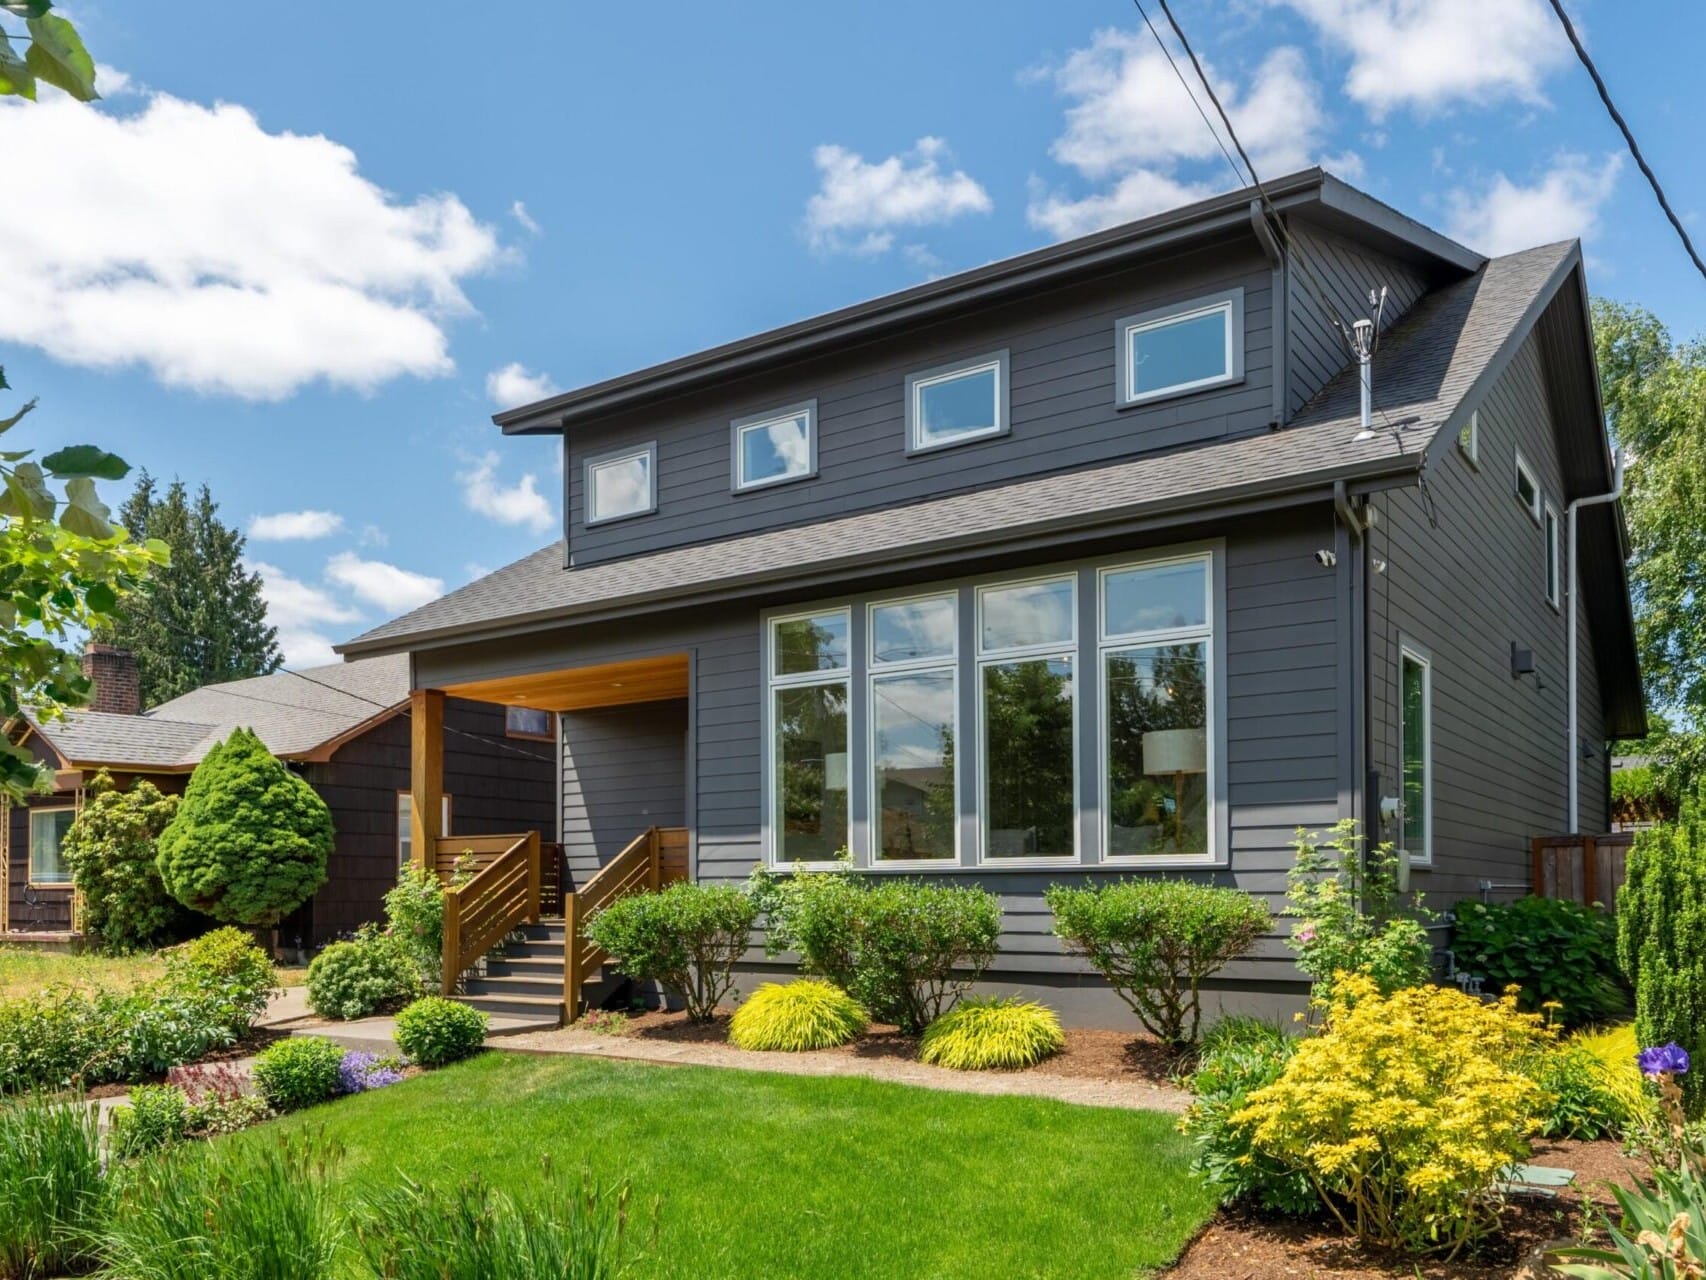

left=1636, top=1042, right=1691, bottom=1079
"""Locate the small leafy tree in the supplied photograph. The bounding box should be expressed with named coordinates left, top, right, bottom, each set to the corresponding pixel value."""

left=583, top=883, right=757, bottom=1022
left=0, top=3, right=98, bottom=103
left=61, top=771, right=189, bottom=953
left=1618, top=786, right=1706, bottom=1116
left=1284, top=820, right=1434, bottom=996
left=1047, top=879, right=1268, bottom=1048
left=156, top=729, right=333, bottom=928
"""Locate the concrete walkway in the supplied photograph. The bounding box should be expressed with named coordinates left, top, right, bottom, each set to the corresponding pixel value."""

left=498, top=1026, right=1193, bottom=1113
left=260, top=988, right=556, bottom=1054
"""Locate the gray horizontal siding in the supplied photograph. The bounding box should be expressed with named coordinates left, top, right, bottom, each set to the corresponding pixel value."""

left=560, top=700, right=687, bottom=887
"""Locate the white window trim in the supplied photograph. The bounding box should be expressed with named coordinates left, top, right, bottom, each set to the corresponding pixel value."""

left=867, top=591, right=960, bottom=865
left=764, top=608, right=852, bottom=870
left=27, top=805, right=75, bottom=887
left=397, top=793, right=452, bottom=869
left=1513, top=449, right=1541, bottom=524
left=584, top=441, right=657, bottom=526
left=1115, top=288, right=1245, bottom=408
left=731, top=400, right=818, bottom=493
left=1458, top=409, right=1480, bottom=468
left=1397, top=643, right=1433, bottom=868
left=1096, top=553, right=1219, bottom=867
left=904, top=350, right=1010, bottom=456
left=975, top=573, right=1078, bottom=866
left=1544, top=499, right=1563, bottom=611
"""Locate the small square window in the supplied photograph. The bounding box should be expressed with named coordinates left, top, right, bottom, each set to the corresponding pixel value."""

left=1116, top=290, right=1243, bottom=406
left=732, top=401, right=817, bottom=492
left=585, top=443, right=656, bottom=525
left=1458, top=409, right=1480, bottom=466
left=505, top=705, right=553, bottom=739
left=906, top=351, right=1008, bottom=454
left=1514, top=451, right=1541, bottom=523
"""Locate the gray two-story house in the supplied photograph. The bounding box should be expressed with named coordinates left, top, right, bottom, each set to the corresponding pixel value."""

left=339, top=169, right=1643, bottom=1025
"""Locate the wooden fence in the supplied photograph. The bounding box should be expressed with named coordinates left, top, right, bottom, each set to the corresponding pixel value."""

left=1531, top=832, right=1634, bottom=909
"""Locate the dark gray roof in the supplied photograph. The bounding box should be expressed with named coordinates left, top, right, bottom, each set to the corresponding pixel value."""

left=28, top=654, right=409, bottom=769
left=342, top=241, right=1577, bottom=657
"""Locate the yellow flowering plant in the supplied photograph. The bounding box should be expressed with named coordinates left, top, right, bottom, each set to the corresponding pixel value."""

left=1232, top=975, right=1549, bottom=1258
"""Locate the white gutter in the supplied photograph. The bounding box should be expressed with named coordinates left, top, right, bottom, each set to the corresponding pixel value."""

left=1567, top=447, right=1626, bottom=832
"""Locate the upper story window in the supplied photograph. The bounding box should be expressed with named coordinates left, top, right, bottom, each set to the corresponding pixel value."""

left=905, top=350, right=1009, bottom=455
left=585, top=443, right=656, bottom=525
left=732, top=401, right=817, bottom=492
left=505, top=705, right=554, bottom=740
left=1513, top=450, right=1541, bottom=524
left=1458, top=409, right=1480, bottom=467
left=1544, top=500, right=1562, bottom=609
left=1116, top=288, right=1244, bottom=407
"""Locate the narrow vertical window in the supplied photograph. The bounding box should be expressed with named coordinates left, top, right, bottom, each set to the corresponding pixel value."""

left=1458, top=409, right=1480, bottom=467
left=397, top=793, right=451, bottom=870
left=869, top=594, right=957, bottom=862
left=1513, top=451, right=1540, bottom=523
left=1398, top=647, right=1432, bottom=866
left=28, top=808, right=74, bottom=885
left=1544, top=501, right=1562, bottom=609
left=768, top=610, right=851, bottom=864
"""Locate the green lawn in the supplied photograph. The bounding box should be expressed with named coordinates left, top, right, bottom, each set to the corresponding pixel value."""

left=0, top=946, right=305, bottom=999
left=252, top=1051, right=1214, bottom=1280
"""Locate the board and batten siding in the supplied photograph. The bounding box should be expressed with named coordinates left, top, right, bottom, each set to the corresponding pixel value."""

left=563, top=239, right=1278, bottom=567
left=1366, top=327, right=1610, bottom=908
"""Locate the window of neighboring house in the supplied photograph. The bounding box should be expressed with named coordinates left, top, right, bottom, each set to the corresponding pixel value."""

left=978, top=576, right=1076, bottom=861
left=1514, top=451, right=1541, bottom=523
left=28, top=807, right=75, bottom=886
left=1116, top=289, right=1244, bottom=407
left=1398, top=646, right=1432, bottom=867
left=767, top=609, right=851, bottom=865
left=396, top=793, right=452, bottom=869
left=1099, top=555, right=1214, bottom=861
left=505, top=705, right=554, bottom=740
left=1458, top=409, right=1480, bottom=467
left=585, top=443, right=656, bottom=525
left=869, top=593, right=957, bottom=863
left=1544, top=500, right=1563, bottom=609
left=905, top=351, right=1008, bottom=454
left=732, top=401, right=817, bottom=492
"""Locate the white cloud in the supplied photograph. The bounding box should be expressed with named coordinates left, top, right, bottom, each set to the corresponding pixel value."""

left=459, top=451, right=555, bottom=534
left=249, top=509, right=345, bottom=541
left=249, top=560, right=360, bottom=669
left=1267, top=0, right=1571, bottom=118
left=1446, top=153, right=1622, bottom=256
left=804, top=136, right=992, bottom=255
left=325, top=552, right=444, bottom=614
left=274, top=629, right=340, bottom=669
left=1029, top=34, right=1346, bottom=240
left=0, top=89, right=504, bottom=399
left=510, top=200, right=541, bottom=235
left=486, top=361, right=560, bottom=406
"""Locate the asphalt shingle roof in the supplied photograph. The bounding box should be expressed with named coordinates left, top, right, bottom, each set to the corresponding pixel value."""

left=341, top=241, right=1577, bottom=656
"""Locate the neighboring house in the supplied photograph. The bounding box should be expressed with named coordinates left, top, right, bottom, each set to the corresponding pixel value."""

left=338, top=169, right=1644, bottom=1022
left=1, top=645, right=555, bottom=947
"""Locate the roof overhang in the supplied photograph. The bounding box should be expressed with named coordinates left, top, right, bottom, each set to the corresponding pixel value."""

left=493, top=170, right=1484, bottom=436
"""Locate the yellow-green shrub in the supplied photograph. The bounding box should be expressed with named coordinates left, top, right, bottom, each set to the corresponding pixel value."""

left=1233, top=976, right=1548, bottom=1258
left=919, top=997, right=1065, bottom=1071
left=728, top=980, right=866, bottom=1052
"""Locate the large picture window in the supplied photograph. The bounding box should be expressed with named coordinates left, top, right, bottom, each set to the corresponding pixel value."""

left=978, top=577, right=1076, bottom=861
left=1399, top=645, right=1432, bottom=866
left=28, top=807, right=75, bottom=885
left=870, top=595, right=957, bottom=862
left=1100, top=556, right=1213, bottom=860
left=769, top=610, right=851, bottom=864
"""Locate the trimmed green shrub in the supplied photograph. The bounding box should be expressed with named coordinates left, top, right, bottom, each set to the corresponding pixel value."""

left=166, top=925, right=277, bottom=1034
left=101, top=1133, right=345, bottom=1280
left=0, top=1093, right=107, bottom=1279
left=584, top=882, right=757, bottom=1022
left=1523, top=1044, right=1637, bottom=1141
left=1284, top=820, right=1434, bottom=996
left=1047, top=879, right=1268, bottom=1048
left=61, top=771, right=189, bottom=954
left=394, top=996, right=488, bottom=1067
left=110, top=1083, right=192, bottom=1159
left=1180, top=1024, right=1314, bottom=1215
left=729, top=980, right=867, bottom=1052
left=251, top=1036, right=344, bottom=1112
left=156, top=727, right=333, bottom=927
left=919, top=997, right=1065, bottom=1071
left=1618, top=787, right=1706, bottom=1116
left=1452, top=896, right=1626, bottom=1029
left=353, top=1166, right=652, bottom=1280
left=305, top=932, right=420, bottom=1021
left=754, top=867, right=1002, bottom=1033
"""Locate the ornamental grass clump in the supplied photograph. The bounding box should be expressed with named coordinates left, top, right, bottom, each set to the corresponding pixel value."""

left=0, top=1093, right=107, bottom=1279
left=919, top=997, right=1065, bottom=1071
left=728, top=980, right=867, bottom=1052
left=1232, top=975, right=1548, bottom=1259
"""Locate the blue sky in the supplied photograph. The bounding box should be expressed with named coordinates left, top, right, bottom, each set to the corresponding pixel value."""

left=3, top=1, right=1702, bottom=666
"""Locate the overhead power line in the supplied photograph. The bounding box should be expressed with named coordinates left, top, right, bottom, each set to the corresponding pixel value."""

left=1543, top=0, right=1706, bottom=286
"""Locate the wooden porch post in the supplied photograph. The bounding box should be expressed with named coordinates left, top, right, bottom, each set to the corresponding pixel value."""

left=410, top=689, right=445, bottom=872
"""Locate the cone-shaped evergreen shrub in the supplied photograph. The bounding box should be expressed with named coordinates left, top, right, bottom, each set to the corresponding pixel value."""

left=1618, top=785, right=1706, bottom=1116
left=156, top=728, right=332, bottom=927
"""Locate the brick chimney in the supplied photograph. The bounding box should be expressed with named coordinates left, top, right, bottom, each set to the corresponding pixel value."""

left=81, top=644, right=141, bottom=716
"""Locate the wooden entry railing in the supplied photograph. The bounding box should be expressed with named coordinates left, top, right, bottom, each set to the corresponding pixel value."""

left=437, top=831, right=542, bottom=995
left=563, top=826, right=689, bottom=1021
